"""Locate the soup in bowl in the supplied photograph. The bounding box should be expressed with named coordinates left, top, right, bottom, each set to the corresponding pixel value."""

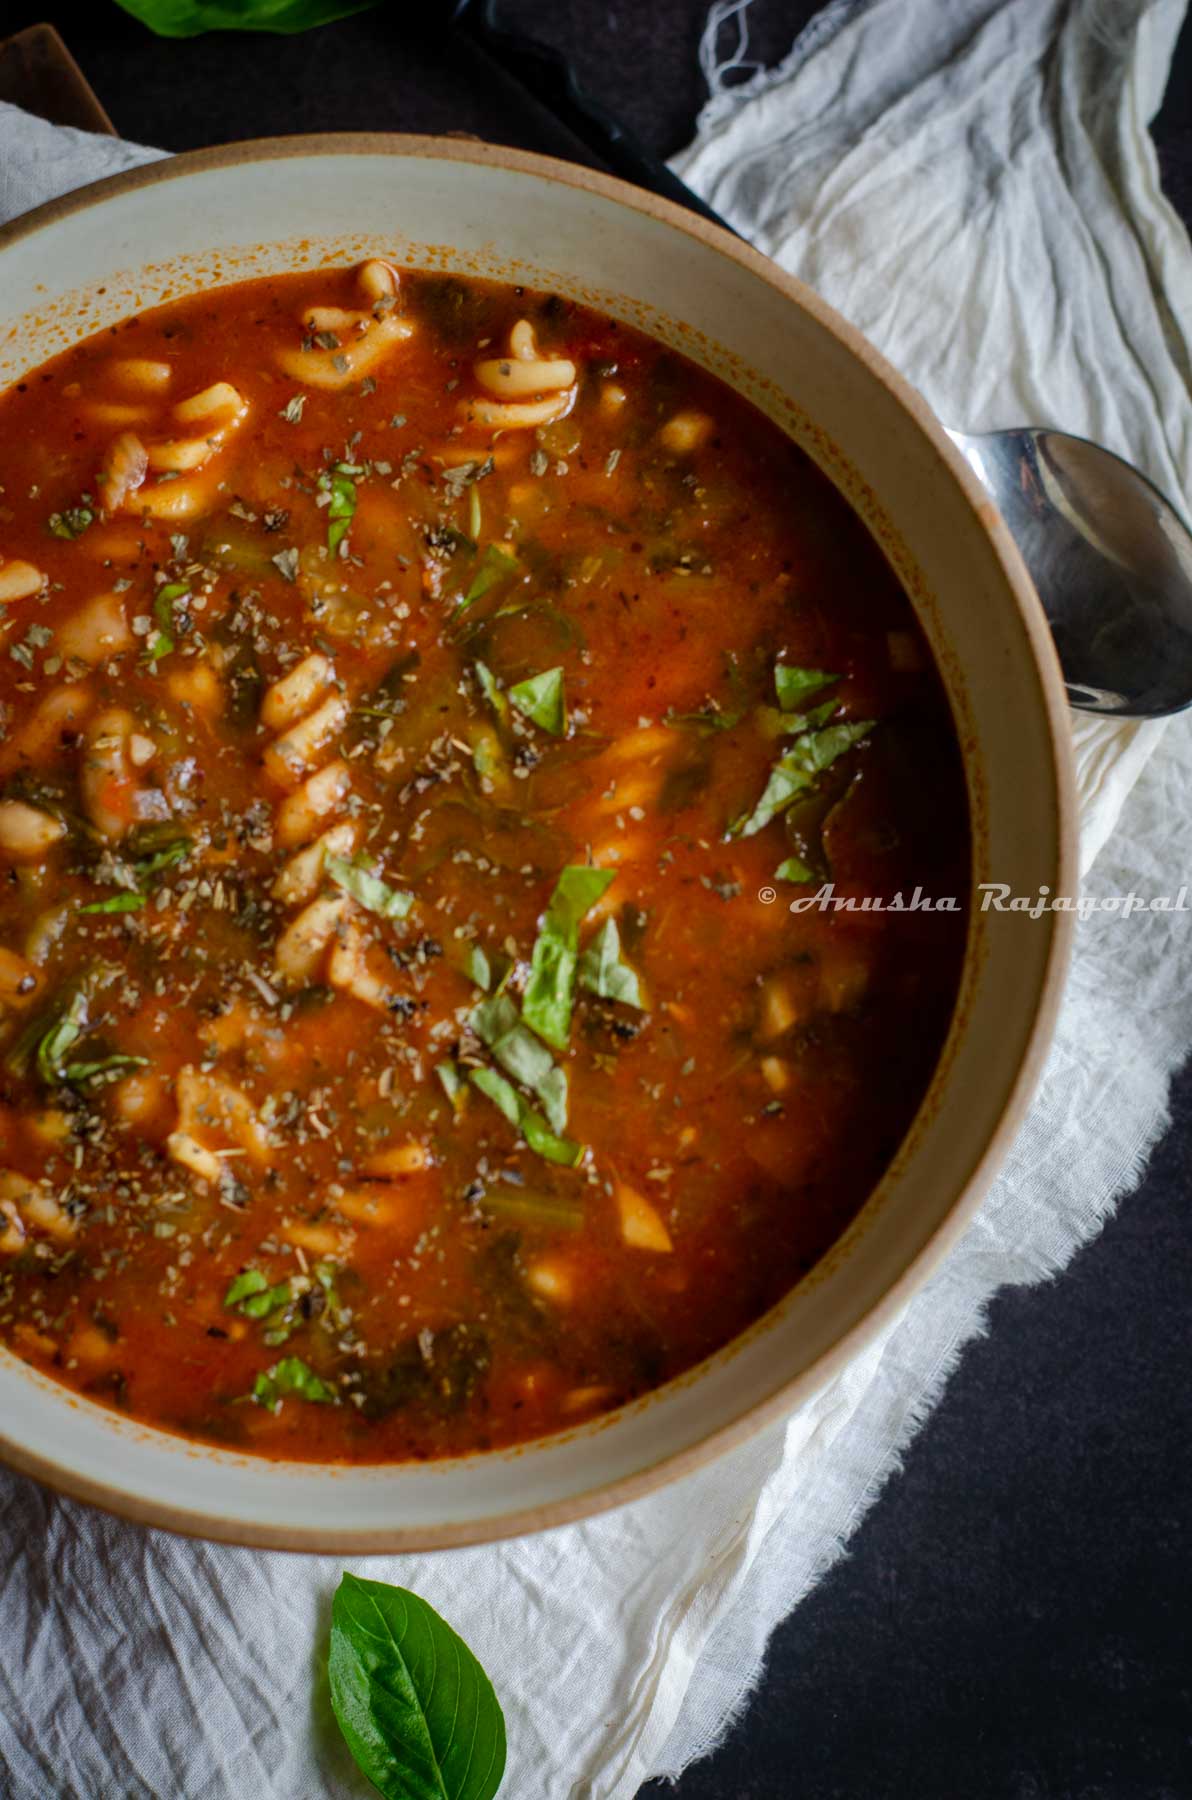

left=0, top=138, right=1073, bottom=1546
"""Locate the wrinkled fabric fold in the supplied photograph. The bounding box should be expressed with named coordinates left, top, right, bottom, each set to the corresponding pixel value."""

left=2, top=1, right=1192, bottom=1791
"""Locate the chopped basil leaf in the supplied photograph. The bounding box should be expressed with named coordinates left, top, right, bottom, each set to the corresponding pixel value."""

left=225, top=1269, right=269, bottom=1308
left=474, top=660, right=509, bottom=726
left=60, top=1052, right=148, bottom=1085
left=79, top=839, right=191, bottom=918
left=479, top=1189, right=584, bottom=1231
left=470, top=992, right=569, bottom=1132
left=522, top=865, right=616, bottom=1050
left=35, top=993, right=87, bottom=1085
left=19, top=976, right=140, bottom=1088
left=320, top=461, right=359, bottom=557
left=325, top=853, right=414, bottom=920
left=780, top=698, right=839, bottom=733
left=436, top=1061, right=467, bottom=1107
left=774, top=855, right=815, bottom=883
left=664, top=705, right=743, bottom=734
left=134, top=837, right=192, bottom=879
left=755, top=697, right=841, bottom=741
left=57, top=1055, right=137, bottom=1085
left=461, top=544, right=518, bottom=609
left=252, top=1356, right=336, bottom=1412
left=80, top=892, right=147, bottom=915
left=728, top=721, right=873, bottom=840
left=47, top=504, right=94, bottom=540
left=314, top=1261, right=342, bottom=1313
left=472, top=734, right=504, bottom=784
left=508, top=666, right=566, bottom=736
left=469, top=1066, right=584, bottom=1167
left=577, top=918, right=645, bottom=1009
left=146, top=581, right=189, bottom=665
left=464, top=944, right=492, bottom=991
left=225, top=1268, right=294, bottom=1325
left=774, top=664, right=838, bottom=711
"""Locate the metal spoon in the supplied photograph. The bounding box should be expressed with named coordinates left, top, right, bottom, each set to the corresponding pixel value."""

left=948, top=428, right=1192, bottom=718
left=447, top=8, right=1192, bottom=719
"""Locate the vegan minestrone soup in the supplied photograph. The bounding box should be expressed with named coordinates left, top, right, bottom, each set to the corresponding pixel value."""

left=0, top=262, right=968, bottom=1461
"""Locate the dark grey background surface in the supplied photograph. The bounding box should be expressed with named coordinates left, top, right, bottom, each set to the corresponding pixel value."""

left=3, top=3, right=1191, bottom=1795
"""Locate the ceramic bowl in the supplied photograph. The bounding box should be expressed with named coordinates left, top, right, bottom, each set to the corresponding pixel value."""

left=0, top=136, right=1075, bottom=1549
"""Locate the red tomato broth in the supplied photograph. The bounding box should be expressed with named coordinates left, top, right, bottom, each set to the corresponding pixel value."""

left=0, top=262, right=968, bottom=1462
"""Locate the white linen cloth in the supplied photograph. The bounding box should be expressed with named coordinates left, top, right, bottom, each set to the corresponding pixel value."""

left=2, top=1, right=1192, bottom=1792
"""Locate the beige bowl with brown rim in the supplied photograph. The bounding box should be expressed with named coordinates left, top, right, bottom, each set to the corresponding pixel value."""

left=0, top=135, right=1075, bottom=1550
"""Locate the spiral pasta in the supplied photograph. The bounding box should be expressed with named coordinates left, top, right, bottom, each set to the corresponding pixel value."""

left=263, top=654, right=355, bottom=981
left=460, top=318, right=578, bottom=431
left=275, top=260, right=413, bottom=390
left=166, top=1068, right=273, bottom=1188
left=96, top=382, right=249, bottom=521
left=0, top=1170, right=77, bottom=1256
left=261, top=654, right=408, bottom=1009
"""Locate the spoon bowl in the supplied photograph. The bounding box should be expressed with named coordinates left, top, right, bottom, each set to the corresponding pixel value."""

left=949, top=427, right=1192, bottom=718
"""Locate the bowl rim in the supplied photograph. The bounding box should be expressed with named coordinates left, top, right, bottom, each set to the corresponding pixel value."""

left=0, top=131, right=1078, bottom=1550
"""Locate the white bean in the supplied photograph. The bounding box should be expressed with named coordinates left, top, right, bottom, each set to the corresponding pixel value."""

left=107, top=357, right=172, bottom=394
left=0, top=801, right=65, bottom=861
left=56, top=591, right=134, bottom=665
left=659, top=410, right=713, bottom=453
left=0, top=560, right=46, bottom=603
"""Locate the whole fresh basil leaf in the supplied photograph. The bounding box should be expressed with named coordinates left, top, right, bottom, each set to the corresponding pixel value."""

left=113, top=0, right=380, bottom=36
left=329, top=1573, right=507, bottom=1800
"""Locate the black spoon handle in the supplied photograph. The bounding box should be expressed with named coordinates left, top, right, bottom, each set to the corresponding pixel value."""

left=450, top=0, right=739, bottom=236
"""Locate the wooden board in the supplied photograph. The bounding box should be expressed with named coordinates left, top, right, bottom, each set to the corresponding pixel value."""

left=0, top=22, right=115, bottom=136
